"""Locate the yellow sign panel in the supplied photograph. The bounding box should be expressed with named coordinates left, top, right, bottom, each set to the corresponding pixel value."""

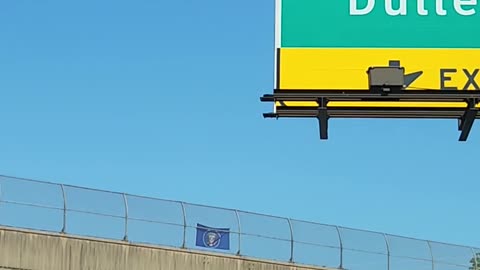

left=277, top=48, right=480, bottom=108
left=279, top=48, right=480, bottom=90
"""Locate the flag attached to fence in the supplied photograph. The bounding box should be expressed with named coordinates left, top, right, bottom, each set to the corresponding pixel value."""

left=195, top=223, right=230, bottom=250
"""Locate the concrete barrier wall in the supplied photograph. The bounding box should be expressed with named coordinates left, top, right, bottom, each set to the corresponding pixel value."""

left=0, top=227, right=326, bottom=270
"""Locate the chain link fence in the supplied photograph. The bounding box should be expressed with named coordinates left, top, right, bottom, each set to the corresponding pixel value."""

left=0, top=175, right=478, bottom=269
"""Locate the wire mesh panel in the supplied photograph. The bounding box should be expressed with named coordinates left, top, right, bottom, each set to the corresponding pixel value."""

left=387, top=235, right=433, bottom=270
left=64, top=186, right=125, bottom=240
left=126, top=195, right=184, bottom=248
left=430, top=242, right=474, bottom=270
left=0, top=176, right=63, bottom=232
left=237, top=211, right=291, bottom=263
left=339, top=228, right=388, bottom=270
left=0, top=175, right=479, bottom=270
left=290, top=220, right=341, bottom=268
left=184, top=203, right=240, bottom=255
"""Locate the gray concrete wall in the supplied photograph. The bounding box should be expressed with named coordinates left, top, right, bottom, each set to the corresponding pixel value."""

left=0, top=227, right=328, bottom=270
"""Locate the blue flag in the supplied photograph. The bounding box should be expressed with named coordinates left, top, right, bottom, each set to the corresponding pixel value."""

left=195, top=223, right=230, bottom=250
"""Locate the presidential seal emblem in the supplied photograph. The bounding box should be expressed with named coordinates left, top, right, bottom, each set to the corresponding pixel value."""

left=203, top=230, right=221, bottom=248
left=195, top=223, right=230, bottom=250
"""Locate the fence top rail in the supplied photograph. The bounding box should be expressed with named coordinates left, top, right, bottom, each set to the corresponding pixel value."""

left=0, top=174, right=478, bottom=251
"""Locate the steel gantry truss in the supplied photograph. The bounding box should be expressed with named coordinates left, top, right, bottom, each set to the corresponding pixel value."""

left=260, top=89, right=480, bottom=141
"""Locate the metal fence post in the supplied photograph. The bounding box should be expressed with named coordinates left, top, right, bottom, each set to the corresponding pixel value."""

left=383, top=234, right=391, bottom=270
left=122, top=193, right=129, bottom=241
left=427, top=240, right=435, bottom=270
left=60, top=184, right=67, bottom=234
left=287, top=218, right=294, bottom=263
left=335, top=226, right=344, bottom=269
left=234, top=210, right=242, bottom=255
left=180, top=202, right=187, bottom=248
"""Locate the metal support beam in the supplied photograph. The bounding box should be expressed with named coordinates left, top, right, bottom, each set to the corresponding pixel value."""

left=264, top=89, right=480, bottom=102
left=260, top=94, right=275, bottom=102
left=458, top=99, right=478, bottom=142
left=317, top=98, right=329, bottom=140
left=263, top=113, right=278, bottom=118
left=260, top=89, right=480, bottom=141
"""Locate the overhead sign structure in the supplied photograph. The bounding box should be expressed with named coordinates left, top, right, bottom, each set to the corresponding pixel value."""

left=261, top=0, right=480, bottom=141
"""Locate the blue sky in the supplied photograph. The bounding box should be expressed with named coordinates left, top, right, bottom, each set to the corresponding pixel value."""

left=0, top=0, right=479, bottom=252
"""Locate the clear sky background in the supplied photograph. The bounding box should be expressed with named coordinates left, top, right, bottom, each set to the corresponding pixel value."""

left=0, top=0, right=479, bottom=251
